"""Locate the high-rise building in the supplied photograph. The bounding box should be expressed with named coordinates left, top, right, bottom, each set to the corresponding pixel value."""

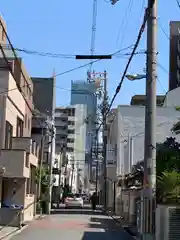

left=169, top=21, right=180, bottom=91
left=70, top=81, right=97, bottom=163
left=55, top=104, right=87, bottom=191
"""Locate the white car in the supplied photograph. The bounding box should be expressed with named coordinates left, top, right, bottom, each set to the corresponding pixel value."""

left=65, top=193, right=84, bottom=208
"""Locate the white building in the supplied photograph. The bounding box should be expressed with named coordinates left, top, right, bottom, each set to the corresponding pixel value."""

left=55, top=104, right=87, bottom=191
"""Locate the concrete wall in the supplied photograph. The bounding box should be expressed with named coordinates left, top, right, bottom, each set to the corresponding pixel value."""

left=0, top=150, right=29, bottom=178
left=0, top=71, right=26, bottom=147
left=116, top=105, right=180, bottom=175
left=164, top=86, right=180, bottom=107
left=23, top=195, right=35, bottom=222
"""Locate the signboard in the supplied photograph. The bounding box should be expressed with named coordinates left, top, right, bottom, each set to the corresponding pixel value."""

left=106, top=145, right=115, bottom=165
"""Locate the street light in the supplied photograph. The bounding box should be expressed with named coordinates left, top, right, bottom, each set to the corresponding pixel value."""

left=125, top=74, right=146, bottom=81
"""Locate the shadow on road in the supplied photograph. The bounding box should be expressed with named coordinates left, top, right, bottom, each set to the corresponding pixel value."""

left=81, top=231, right=133, bottom=240
left=51, top=209, right=104, bottom=215
left=80, top=217, right=133, bottom=239
left=89, top=216, right=121, bottom=231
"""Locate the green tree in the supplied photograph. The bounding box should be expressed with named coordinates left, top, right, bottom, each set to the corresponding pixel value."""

left=157, top=171, right=180, bottom=204
left=35, top=166, right=49, bottom=194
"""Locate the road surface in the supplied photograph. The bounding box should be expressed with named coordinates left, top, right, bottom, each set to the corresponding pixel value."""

left=10, top=208, right=133, bottom=240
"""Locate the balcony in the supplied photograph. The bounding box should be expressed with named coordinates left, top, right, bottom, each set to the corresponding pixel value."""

left=0, top=150, right=29, bottom=178
left=0, top=137, right=39, bottom=178
left=68, top=125, right=75, bottom=130
left=67, top=142, right=74, bottom=149
left=12, top=137, right=39, bottom=167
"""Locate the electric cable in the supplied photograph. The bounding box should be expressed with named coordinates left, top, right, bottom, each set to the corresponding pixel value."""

left=0, top=44, right=134, bottom=97
left=1, top=43, right=136, bottom=59
left=158, top=19, right=169, bottom=40
left=175, top=0, right=180, bottom=10
left=108, top=1, right=155, bottom=112
left=116, top=0, right=134, bottom=47
left=95, top=1, right=155, bottom=133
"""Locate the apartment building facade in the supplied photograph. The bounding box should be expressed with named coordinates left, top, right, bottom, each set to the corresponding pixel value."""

left=0, top=63, right=39, bottom=225
left=71, top=80, right=98, bottom=184
left=55, top=104, right=87, bottom=192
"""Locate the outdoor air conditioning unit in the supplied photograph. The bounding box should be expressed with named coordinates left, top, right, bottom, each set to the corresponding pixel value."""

left=156, top=205, right=180, bottom=240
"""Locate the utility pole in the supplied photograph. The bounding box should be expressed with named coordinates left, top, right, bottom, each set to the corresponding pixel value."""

left=47, top=126, right=55, bottom=214
left=143, top=0, right=157, bottom=239
left=95, top=129, right=99, bottom=196
left=102, top=70, right=108, bottom=210
left=70, top=163, right=75, bottom=191
left=38, top=128, right=45, bottom=204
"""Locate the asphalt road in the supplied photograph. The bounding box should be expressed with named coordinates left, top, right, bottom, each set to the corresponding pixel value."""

left=10, top=208, right=133, bottom=240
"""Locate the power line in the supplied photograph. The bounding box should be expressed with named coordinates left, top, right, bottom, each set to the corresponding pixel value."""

left=2, top=44, right=136, bottom=59
left=116, top=0, right=134, bottom=47
left=96, top=7, right=152, bottom=133
left=0, top=44, right=134, bottom=96
left=108, top=8, right=148, bottom=110
left=47, top=45, right=135, bottom=77
left=158, top=19, right=169, bottom=40
left=175, top=0, right=180, bottom=9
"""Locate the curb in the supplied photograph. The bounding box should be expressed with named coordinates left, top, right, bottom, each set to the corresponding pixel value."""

left=0, top=224, right=28, bottom=240
left=0, top=214, right=46, bottom=240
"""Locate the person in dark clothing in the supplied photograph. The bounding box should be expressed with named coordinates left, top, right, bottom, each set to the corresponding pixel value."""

left=90, top=192, right=97, bottom=210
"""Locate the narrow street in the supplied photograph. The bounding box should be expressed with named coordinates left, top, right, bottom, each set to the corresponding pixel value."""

left=10, top=207, right=133, bottom=240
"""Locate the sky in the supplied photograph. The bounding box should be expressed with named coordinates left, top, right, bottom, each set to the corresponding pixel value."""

left=0, top=0, right=179, bottom=107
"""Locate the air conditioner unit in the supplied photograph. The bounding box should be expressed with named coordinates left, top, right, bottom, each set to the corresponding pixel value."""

left=156, top=205, right=180, bottom=240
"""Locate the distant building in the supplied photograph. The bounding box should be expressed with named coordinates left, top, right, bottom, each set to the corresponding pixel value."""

left=130, top=94, right=165, bottom=106
left=31, top=77, right=56, bottom=208
left=31, top=77, right=56, bottom=118
left=70, top=80, right=98, bottom=183
left=169, top=21, right=180, bottom=91
left=55, top=105, right=87, bottom=191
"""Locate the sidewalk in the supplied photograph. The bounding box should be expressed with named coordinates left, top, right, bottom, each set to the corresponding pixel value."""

left=0, top=226, right=19, bottom=240
left=0, top=214, right=45, bottom=239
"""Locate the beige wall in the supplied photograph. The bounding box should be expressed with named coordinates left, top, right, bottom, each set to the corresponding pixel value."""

left=24, top=195, right=35, bottom=222
left=0, top=150, right=29, bottom=178
left=0, top=71, right=26, bottom=146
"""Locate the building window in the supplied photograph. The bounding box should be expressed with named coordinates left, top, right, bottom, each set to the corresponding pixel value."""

left=24, top=114, right=27, bottom=128
left=67, top=138, right=74, bottom=143
left=5, top=121, right=13, bottom=149
left=28, top=118, right=31, bottom=130
left=26, top=178, right=30, bottom=194
left=68, top=121, right=74, bottom=125
left=68, top=108, right=75, bottom=116
left=16, top=117, right=23, bottom=137
left=25, top=153, right=29, bottom=168
left=68, top=129, right=75, bottom=134
left=67, top=147, right=74, bottom=152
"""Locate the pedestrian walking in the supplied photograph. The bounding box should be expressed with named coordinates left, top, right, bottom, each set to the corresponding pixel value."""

left=90, top=192, right=97, bottom=211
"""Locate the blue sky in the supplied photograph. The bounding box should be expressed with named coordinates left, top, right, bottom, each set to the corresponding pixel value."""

left=0, top=0, right=179, bottom=107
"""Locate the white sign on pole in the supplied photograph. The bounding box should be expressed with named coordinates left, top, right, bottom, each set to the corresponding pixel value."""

left=106, top=144, right=115, bottom=165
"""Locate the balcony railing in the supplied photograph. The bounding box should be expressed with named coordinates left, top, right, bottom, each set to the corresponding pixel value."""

left=12, top=137, right=39, bottom=158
